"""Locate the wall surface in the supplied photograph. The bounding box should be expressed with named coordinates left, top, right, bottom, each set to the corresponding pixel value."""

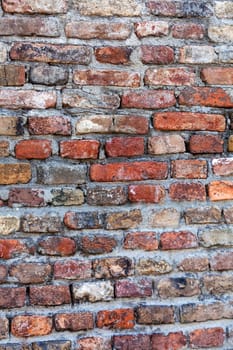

left=0, top=0, right=233, bottom=349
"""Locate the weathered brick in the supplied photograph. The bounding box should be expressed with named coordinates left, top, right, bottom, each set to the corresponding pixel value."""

left=180, top=46, right=217, bottom=63
left=76, top=0, right=141, bottom=16
left=154, top=112, right=225, bottom=131
left=66, top=22, right=131, bottom=40
left=2, top=0, right=68, bottom=13
left=22, top=213, right=61, bottom=233
left=135, top=21, right=169, bottom=38
left=114, top=335, right=151, bottom=350
left=32, top=341, right=71, bottom=350
left=180, top=302, right=227, bottom=323
left=8, top=188, right=44, bottom=207
left=169, top=183, right=206, bottom=201
left=209, top=25, right=233, bottom=42
left=74, top=70, right=139, bottom=87
left=179, top=87, right=233, bottom=108
left=148, top=135, right=185, bottom=155
left=55, top=313, right=94, bottom=331
left=0, top=319, right=8, bottom=340
left=178, top=257, right=209, bottom=272
left=229, top=135, right=233, bottom=151
left=210, top=252, right=233, bottom=271
left=0, top=266, right=7, bottom=282
left=105, top=137, right=144, bottom=157
left=0, top=239, right=29, bottom=259
left=0, top=117, right=22, bottom=136
left=137, top=305, right=174, bottom=324
left=0, top=216, right=20, bottom=235
left=30, top=285, right=71, bottom=306
left=0, top=90, right=56, bottom=109
left=212, top=158, right=233, bottom=176
left=0, top=344, right=31, bottom=350
left=15, top=140, right=52, bottom=159
left=80, top=235, right=117, bottom=254
left=199, top=227, right=233, bottom=247
left=128, top=184, right=165, bottom=203
left=73, top=281, right=114, bottom=302
left=0, top=287, right=26, bottom=308
left=190, top=328, right=224, bottom=348
left=136, top=259, right=172, bottom=275
left=172, top=23, right=205, bottom=39
left=0, top=141, right=9, bottom=157
left=9, top=263, right=51, bottom=284
left=124, top=231, right=159, bottom=251
left=201, top=67, right=233, bottom=85
left=190, top=135, right=223, bottom=154
left=160, top=231, right=198, bottom=250
left=151, top=332, right=187, bottom=350
left=185, top=206, right=222, bottom=224
left=203, top=275, right=233, bottom=294
left=0, top=163, right=31, bottom=185
left=106, top=209, right=142, bottom=230
left=141, top=46, right=175, bottom=64
left=113, top=116, right=149, bottom=134
left=11, top=316, right=52, bottom=337
left=87, top=186, right=127, bottom=206
left=93, top=257, right=133, bottom=279
left=78, top=337, right=111, bottom=350
left=51, top=188, right=84, bottom=206
left=172, top=160, right=207, bottom=179
left=28, top=116, right=71, bottom=135
left=224, top=207, right=233, bottom=224
left=97, top=308, right=135, bottom=329
left=54, top=260, right=92, bottom=280
left=76, top=115, right=113, bottom=134
left=145, top=67, right=195, bottom=86
left=151, top=208, right=180, bottom=227
left=95, top=47, right=132, bottom=64
left=148, top=1, right=213, bottom=17
left=122, top=90, right=175, bottom=109
left=90, top=162, right=168, bottom=181
left=38, top=237, right=76, bottom=256
left=215, top=1, right=233, bottom=18
left=11, top=43, right=91, bottom=65
left=0, top=65, right=25, bottom=86
left=158, top=277, right=200, bottom=298
left=219, top=48, right=233, bottom=63
left=209, top=181, right=233, bottom=201
left=64, top=211, right=104, bottom=230
left=37, top=163, right=87, bottom=185
left=115, top=279, right=152, bottom=298
left=0, top=18, right=60, bottom=37
left=60, top=140, right=100, bottom=159
left=30, top=65, right=68, bottom=85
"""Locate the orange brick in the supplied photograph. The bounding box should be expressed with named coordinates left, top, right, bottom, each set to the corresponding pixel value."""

left=209, top=181, right=233, bottom=201
left=97, top=308, right=135, bottom=329
left=11, top=316, right=52, bottom=337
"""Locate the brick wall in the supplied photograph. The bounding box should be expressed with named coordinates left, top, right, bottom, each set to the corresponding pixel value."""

left=0, top=0, right=232, bottom=349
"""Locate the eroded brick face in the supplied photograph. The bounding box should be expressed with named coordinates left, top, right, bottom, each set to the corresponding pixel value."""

left=0, top=0, right=232, bottom=349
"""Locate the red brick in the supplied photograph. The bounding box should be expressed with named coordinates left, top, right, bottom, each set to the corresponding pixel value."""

left=114, top=116, right=149, bottom=134
left=210, top=252, right=233, bottom=271
left=172, top=23, right=205, bottom=39
left=55, top=313, right=94, bottom=331
left=38, top=237, right=76, bottom=256
left=201, top=67, right=233, bottom=85
left=122, top=90, right=176, bottom=109
left=190, top=135, right=223, bottom=154
left=114, top=335, right=151, bottom=350
left=135, top=21, right=169, bottom=38
left=0, top=287, right=26, bottom=308
left=124, top=231, right=159, bottom=251
left=54, top=260, right=92, bottom=280
left=115, top=279, right=152, bottom=298
left=145, top=67, right=195, bottom=86
left=28, top=116, right=71, bottom=135
left=8, top=188, right=44, bottom=207
left=128, top=184, right=165, bottom=203
left=209, top=181, right=233, bottom=201
left=147, top=1, right=178, bottom=16
left=9, top=263, right=51, bottom=284
left=212, top=158, right=233, bottom=176
left=66, top=22, right=131, bottom=40
left=11, top=316, right=52, bottom=337
left=190, top=328, right=224, bottom=348
left=97, top=308, right=135, bottom=329
left=154, top=112, right=225, bottom=131
left=179, top=257, right=209, bottom=272
left=80, top=235, right=117, bottom=254
left=179, top=87, right=233, bottom=107
left=151, top=332, right=187, bottom=350
left=0, top=239, right=29, bottom=259
left=15, top=140, right=52, bottom=159
left=30, top=285, right=71, bottom=306
left=60, top=140, right=100, bottom=159
left=78, top=337, right=111, bottom=350
left=2, top=0, right=68, bottom=14
left=0, top=65, right=25, bottom=86
left=0, top=90, right=56, bottom=109
left=169, top=183, right=206, bottom=201
left=73, top=69, right=140, bottom=87
left=90, top=161, right=168, bottom=182
left=160, top=231, right=198, bottom=250
left=10, top=43, right=91, bottom=64
left=105, top=137, right=144, bottom=157
left=95, top=47, right=132, bottom=64
left=171, top=160, right=207, bottom=179
left=141, top=46, right=175, bottom=64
